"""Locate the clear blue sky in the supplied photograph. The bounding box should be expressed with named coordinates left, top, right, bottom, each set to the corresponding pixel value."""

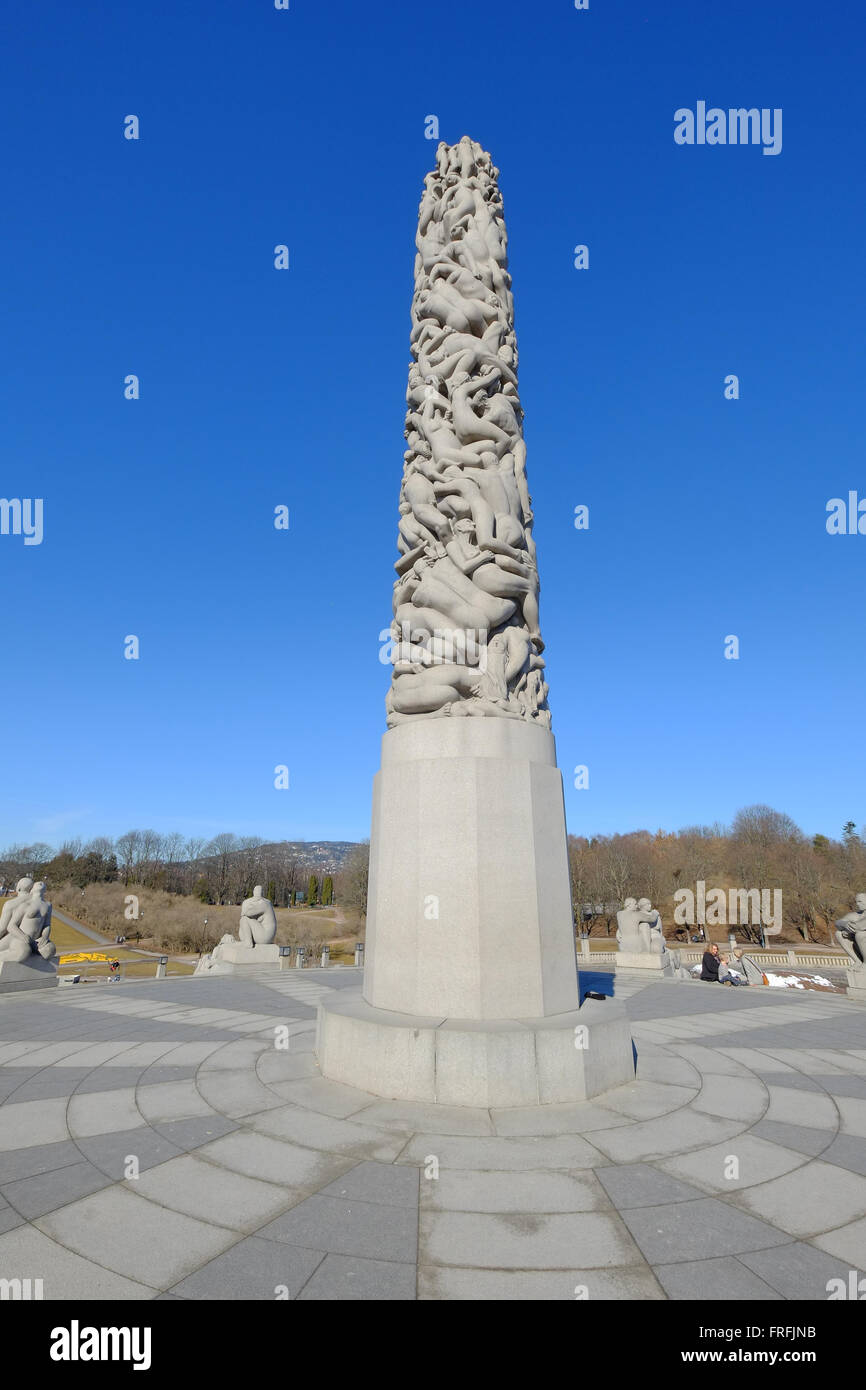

left=2, top=0, right=864, bottom=849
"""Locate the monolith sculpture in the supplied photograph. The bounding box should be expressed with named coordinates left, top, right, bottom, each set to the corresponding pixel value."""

left=316, top=137, right=635, bottom=1105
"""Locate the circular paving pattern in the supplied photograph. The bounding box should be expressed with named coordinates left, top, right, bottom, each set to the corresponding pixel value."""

left=0, top=968, right=864, bottom=1299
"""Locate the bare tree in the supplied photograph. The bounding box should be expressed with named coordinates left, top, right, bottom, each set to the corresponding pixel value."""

left=338, top=842, right=370, bottom=924
left=206, top=833, right=240, bottom=905
left=115, top=830, right=141, bottom=887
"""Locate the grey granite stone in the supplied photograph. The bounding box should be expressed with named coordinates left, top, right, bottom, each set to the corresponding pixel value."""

left=154, top=1115, right=239, bottom=1150
left=594, top=1163, right=708, bottom=1209
left=822, top=1133, right=866, bottom=1176
left=1, top=1160, right=114, bottom=1218
left=421, top=1167, right=607, bottom=1214
left=76, top=1126, right=185, bottom=1178
left=10, top=1070, right=93, bottom=1101
left=618, top=1198, right=793, bottom=1263
left=738, top=1241, right=864, bottom=1300
left=298, top=1252, right=416, bottom=1300
left=652, top=1255, right=782, bottom=1300
left=257, top=1193, right=418, bottom=1264
left=731, top=1160, right=866, bottom=1237
left=0, top=1138, right=82, bottom=1184
left=169, top=1235, right=324, bottom=1300
left=812, top=1073, right=866, bottom=1100
left=750, top=1119, right=835, bottom=1156
left=419, top=1264, right=663, bottom=1300
left=36, top=1186, right=238, bottom=1287
left=420, top=1208, right=641, bottom=1269
left=318, top=1161, right=420, bottom=1209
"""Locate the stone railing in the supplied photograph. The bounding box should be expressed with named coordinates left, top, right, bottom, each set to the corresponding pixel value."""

left=577, top=941, right=848, bottom=969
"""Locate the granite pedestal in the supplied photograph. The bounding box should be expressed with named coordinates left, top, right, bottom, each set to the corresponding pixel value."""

left=845, top=967, right=866, bottom=1003
left=194, top=942, right=283, bottom=976
left=317, top=719, right=635, bottom=1104
left=615, top=950, right=675, bottom=979
left=0, top=956, right=58, bottom=994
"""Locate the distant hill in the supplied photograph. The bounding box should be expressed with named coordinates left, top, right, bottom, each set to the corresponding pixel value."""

left=257, top=841, right=360, bottom=872
left=193, top=840, right=362, bottom=874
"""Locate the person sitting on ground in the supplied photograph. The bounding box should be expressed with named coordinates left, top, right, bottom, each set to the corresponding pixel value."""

left=732, top=948, right=765, bottom=986
left=700, top=942, right=721, bottom=981
left=718, top=953, right=746, bottom=986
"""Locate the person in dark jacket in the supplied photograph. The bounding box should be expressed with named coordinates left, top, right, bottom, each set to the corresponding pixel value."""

left=700, top=943, right=721, bottom=981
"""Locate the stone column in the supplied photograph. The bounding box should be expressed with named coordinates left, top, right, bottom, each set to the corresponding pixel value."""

left=316, top=139, right=634, bottom=1106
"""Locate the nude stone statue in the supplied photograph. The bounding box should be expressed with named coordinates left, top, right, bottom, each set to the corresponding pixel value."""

left=388, top=139, right=550, bottom=728
left=835, top=893, right=866, bottom=969
left=238, top=885, right=277, bottom=947
left=196, top=886, right=278, bottom=972
left=615, top=899, right=643, bottom=952
left=0, top=881, right=55, bottom=964
left=616, top=898, right=664, bottom=955
left=0, top=877, right=34, bottom=941
left=636, top=898, right=665, bottom=955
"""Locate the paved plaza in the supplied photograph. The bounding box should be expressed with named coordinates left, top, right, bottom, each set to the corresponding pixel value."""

left=0, top=967, right=865, bottom=1300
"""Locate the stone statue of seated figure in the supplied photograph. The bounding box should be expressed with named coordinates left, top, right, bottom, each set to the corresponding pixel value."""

left=238, top=886, right=277, bottom=947
left=196, top=887, right=278, bottom=973
left=0, top=881, right=55, bottom=964
left=835, top=893, right=866, bottom=970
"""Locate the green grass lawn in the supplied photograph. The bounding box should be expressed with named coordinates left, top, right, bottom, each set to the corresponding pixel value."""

left=49, top=908, right=194, bottom=977
left=50, top=918, right=106, bottom=952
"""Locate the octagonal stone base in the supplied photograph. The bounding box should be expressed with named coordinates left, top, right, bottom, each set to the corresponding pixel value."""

left=364, top=720, right=581, bottom=1021
left=316, top=988, right=635, bottom=1107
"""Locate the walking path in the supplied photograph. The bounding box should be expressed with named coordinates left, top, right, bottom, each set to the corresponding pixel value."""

left=50, top=907, right=115, bottom=947
left=0, top=966, right=864, bottom=1300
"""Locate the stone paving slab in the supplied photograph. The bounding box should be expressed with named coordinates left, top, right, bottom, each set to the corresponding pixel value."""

left=297, top=1251, right=416, bottom=1300
left=169, top=1234, right=324, bottom=1300
left=0, top=1223, right=156, bottom=1298
left=738, top=1240, right=863, bottom=1299
left=257, top=1193, right=418, bottom=1263
left=421, top=1166, right=607, bottom=1214
left=418, top=1264, right=665, bottom=1299
left=0, top=968, right=864, bottom=1299
left=730, top=1160, right=866, bottom=1236
left=652, top=1255, right=783, bottom=1301
left=617, top=1197, right=793, bottom=1263
left=421, top=1207, right=642, bottom=1270
left=655, top=1134, right=810, bottom=1192
left=36, top=1186, right=239, bottom=1285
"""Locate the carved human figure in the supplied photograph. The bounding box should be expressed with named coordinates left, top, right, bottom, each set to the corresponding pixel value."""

left=615, top=899, right=643, bottom=951
left=238, top=885, right=277, bottom=947
left=835, top=893, right=866, bottom=969
left=636, top=898, right=665, bottom=955
left=394, top=536, right=517, bottom=640
left=388, top=139, right=550, bottom=727
left=0, top=877, right=34, bottom=942
left=434, top=452, right=525, bottom=555
left=616, top=897, right=664, bottom=955
left=0, top=882, right=55, bottom=963
left=515, top=657, right=551, bottom=726
left=199, top=933, right=235, bottom=971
